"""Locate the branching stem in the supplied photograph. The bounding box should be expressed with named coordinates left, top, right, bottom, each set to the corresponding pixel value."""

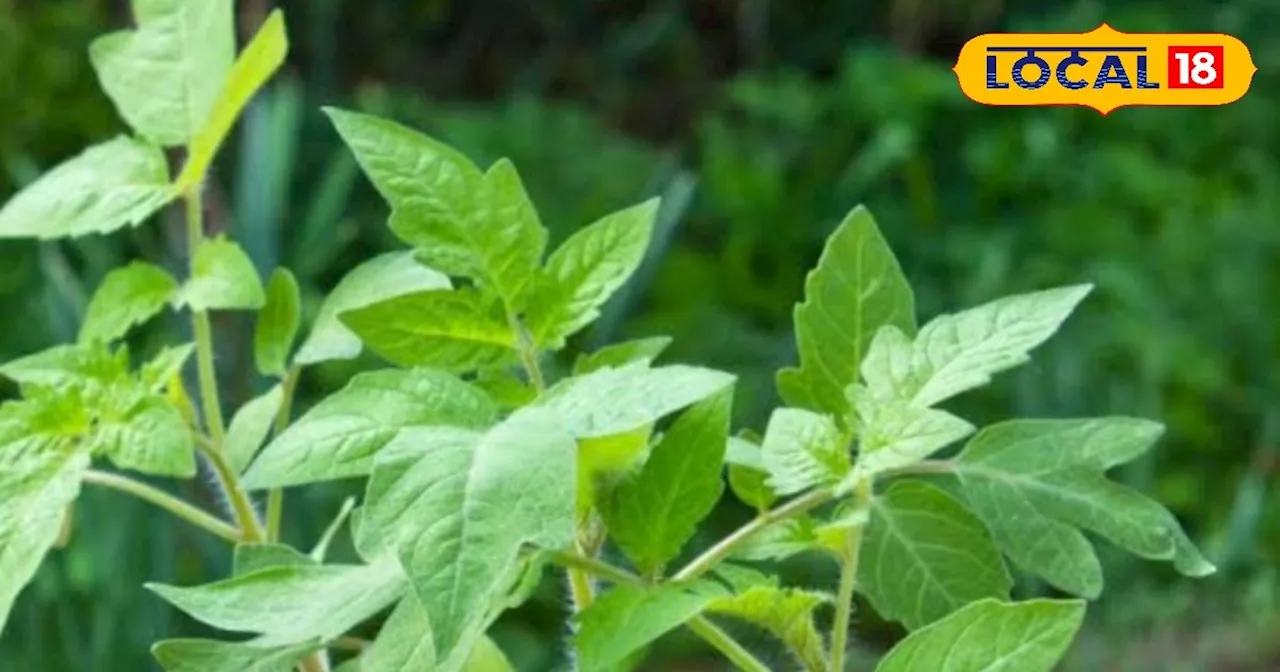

left=184, top=187, right=265, bottom=543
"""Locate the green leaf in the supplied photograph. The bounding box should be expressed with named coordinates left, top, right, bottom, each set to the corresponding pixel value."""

left=355, top=591, right=514, bottom=672
left=733, top=517, right=828, bottom=563
left=177, top=10, right=289, bottom=189
left=140, top=344, right=195, bottom=392
left=360, top=409, right=577, bottom=663
left=776, top=206, right=915, bottom=421
left=254, top=269, right=301, bottom=377
left=494, top=551, right=550, bottom=614
left=242, top=368, right=498, bottom=489
left=0, top=343, right=131, bottom=389
left=151, top=638, right=320, bottom=672
left=294, top=251, right=451, bottom=366
left=409, top=157, right=546, bottom=311
left=573, top=336, right=673, bottom=375
left=954, top=419, right=1215, bottom=598
left=575, top=581, right=728, bottom=672
left=360, top=591, right=436, bottom=670
left=472, top=369, right=537, bottom=410
left=339, top=288, right=517, bottom=372
left=725, top=437, right=777, bottom=512
left=858, top=480, right=1011, bottom=630
left=175, top=236, right=266, bottom=311
left=0, top=344, right=194, bottom=477
left=535, top=363, right=735, bottom=439
left=0, top=136, right=173, bottom=240
left=873, top=599, right=1086, bottom=672
left=147, top=557, right=406, bottom=647
left=600, top=388, right=733, bottom=575
left=225, top=385, right=284, bottom=475
left=861, top=285, right=1092, bottom=408
left=325, top=108, right=546, bottom=310
left=462, top=635, right=515, bottom=672
left=848, top=387, right=974, bottom=476
left=576, top=426, right=654, bottom=517
left=309, top=497, right=356, bottom=563
left=79, top=261, right=178, bottom=343
left=88, top=0, right=235, bottom=145
left=86, top=393, right=196, bottom=477
left=760, top=408, right=850, bottom=496
left=706, top=585, right=831, bottom=672
left=527, top=199, right=658, bottom=347
left=0, top=442, right=89, bottom=633
left=232, top=543, right=315, bottom=576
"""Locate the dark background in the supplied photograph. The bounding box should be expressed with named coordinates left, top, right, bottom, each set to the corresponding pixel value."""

left=0, top=0, right=1277, bottom=669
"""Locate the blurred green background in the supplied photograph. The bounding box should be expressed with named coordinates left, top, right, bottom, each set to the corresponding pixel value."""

left=1, top=0, right=1278, bottom=669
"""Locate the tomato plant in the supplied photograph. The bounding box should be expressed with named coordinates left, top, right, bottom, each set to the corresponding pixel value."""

left=0, top=2, right=1213, bottom=670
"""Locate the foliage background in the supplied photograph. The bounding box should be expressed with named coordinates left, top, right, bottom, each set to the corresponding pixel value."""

left=0, top=0, right=1277, bottom=669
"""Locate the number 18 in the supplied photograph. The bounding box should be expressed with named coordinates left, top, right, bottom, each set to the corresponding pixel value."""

left=1168, top=46, right=1224, bottom=89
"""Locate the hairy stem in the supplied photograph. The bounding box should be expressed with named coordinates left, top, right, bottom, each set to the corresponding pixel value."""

left=673, top=487, right=834, bottom=582
left=688, top=616, right=773, bottom=672
left=829, top=479, right=871, bottom=672
left=199, top=433, right=266, bottom=543
left=266, top=366, right=300, bottom=542
left=185, top=187, right=264, bottom=544
left=83, top=470, right=240, bottom=543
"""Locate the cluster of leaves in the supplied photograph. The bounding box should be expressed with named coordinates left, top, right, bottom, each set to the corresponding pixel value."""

left=0, top=1, right=1215, bottom=671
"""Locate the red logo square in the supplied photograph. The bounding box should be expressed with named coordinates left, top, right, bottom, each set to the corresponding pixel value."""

left=1167, top=46, right=1225, bottom=88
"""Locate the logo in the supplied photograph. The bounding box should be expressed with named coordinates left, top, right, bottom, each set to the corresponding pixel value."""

left=953, top=24, right=1257, bottom=113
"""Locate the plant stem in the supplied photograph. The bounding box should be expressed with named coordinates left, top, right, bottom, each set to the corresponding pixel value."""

left=687, top=616, right=772, bottom=672
left=181, top=138, right=322, bottom=672
left=186, top=191, right=227, bottom=446
left=266, top=366, right=300, bottom=542
left=265, top=487, right=284, bottom=543
left=185, top=186, right=265, bottom=544
left=566, top=542, right=598, bottom=611
left=200, top=432, right=266, bottom=543
left=547, top=550, right=643, bottom=586
left=83, top=470, right=240, bottom=543
left=673, top=487, right=833, bottom=582
left=829, top=479, right=871, bottom=672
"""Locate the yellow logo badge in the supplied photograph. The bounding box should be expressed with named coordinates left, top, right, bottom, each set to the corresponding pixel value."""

left=953, top=24, right=1257, bottom=114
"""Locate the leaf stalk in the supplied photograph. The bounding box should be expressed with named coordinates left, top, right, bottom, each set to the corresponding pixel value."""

left=82, top=469, right=240, bottom=543
left=674, top=487, right=834, bottom=582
